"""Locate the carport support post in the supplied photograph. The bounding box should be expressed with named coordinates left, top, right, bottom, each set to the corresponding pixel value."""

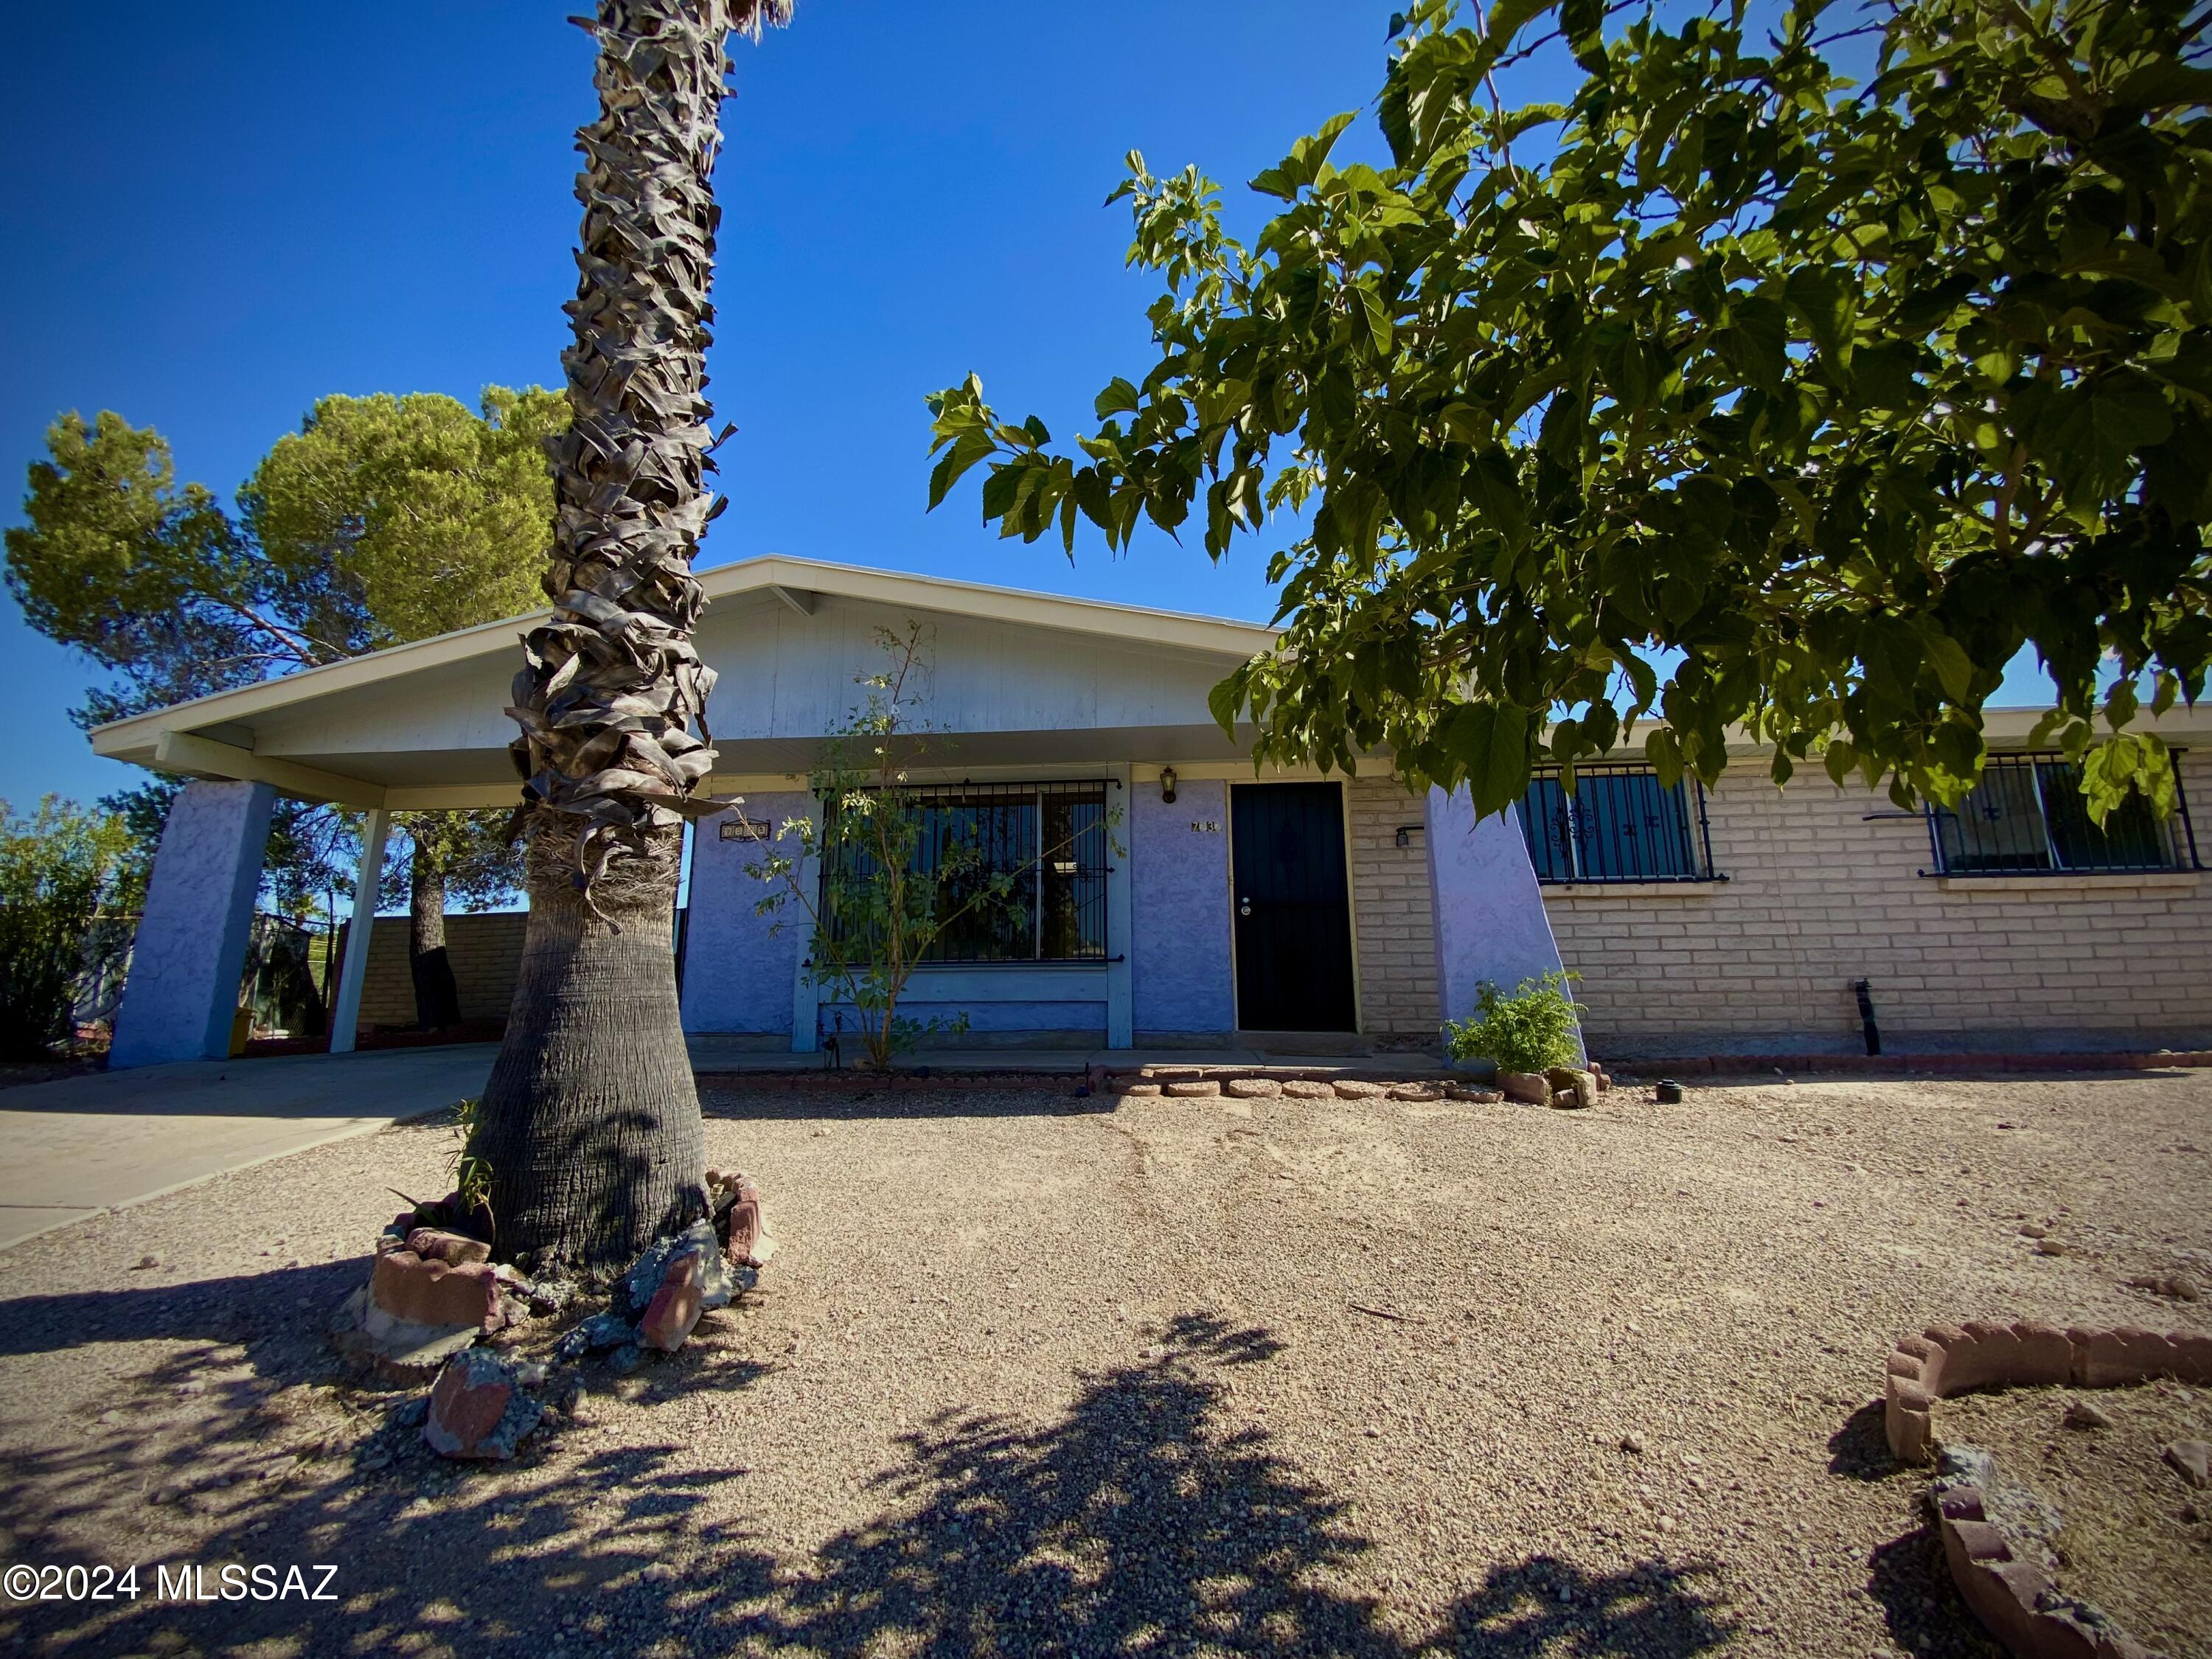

left=1422, top=785, right=1582, bottom=1060
left=109, top=779, right=277, bottom=1069
left=329, top=808, right=390, bottom=1056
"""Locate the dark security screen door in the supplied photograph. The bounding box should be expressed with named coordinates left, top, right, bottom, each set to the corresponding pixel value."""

left=1231, top=783, right=1357, bottom=1032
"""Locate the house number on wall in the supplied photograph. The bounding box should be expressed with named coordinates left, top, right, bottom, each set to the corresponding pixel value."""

left=1189, top=820, right=1221, bottom=834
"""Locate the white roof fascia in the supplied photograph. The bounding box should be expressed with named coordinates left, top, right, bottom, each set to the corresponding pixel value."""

left=88, top=553, right=1279, bottom=759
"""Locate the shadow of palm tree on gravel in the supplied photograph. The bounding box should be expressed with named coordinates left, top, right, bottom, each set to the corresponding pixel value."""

left=734, top=1312, right=1732, bottom=1658
left=4, top=1308, right=1731, bottom=1657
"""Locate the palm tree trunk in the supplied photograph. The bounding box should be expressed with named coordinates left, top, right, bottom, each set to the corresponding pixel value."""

left=407, top=838, right=463, bottom=1030
left=470, top=821, right=698, bottom=1267
left=473, top=0, right=790, bottom=1273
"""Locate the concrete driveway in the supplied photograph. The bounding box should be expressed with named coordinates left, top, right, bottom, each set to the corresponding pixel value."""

left=0, top=1045, right=495, bottom=1251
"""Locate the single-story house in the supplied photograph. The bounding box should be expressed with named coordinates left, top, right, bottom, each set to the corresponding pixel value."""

left=91, top=556, right=2212, bottom=1068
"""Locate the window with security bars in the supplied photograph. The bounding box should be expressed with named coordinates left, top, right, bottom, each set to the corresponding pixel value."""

left=1926, top=753, right=2201, bottom=875
left=820, top=780, right=1110, bottom=962
left=1514, top=765, right=1718, bottom=884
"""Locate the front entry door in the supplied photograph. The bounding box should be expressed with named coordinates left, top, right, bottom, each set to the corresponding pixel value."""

left=1231, top=782, right=1357, bottom=1032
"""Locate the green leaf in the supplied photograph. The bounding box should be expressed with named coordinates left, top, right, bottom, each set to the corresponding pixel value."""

left=1439, top=700, right=1531, bottom=815
left=2042, top=377, right=2174, bottom=500
left=1359, top=287, right=1394, bottom=356
left=1093, top=378, right=1142, bottom=420
left=1714, top=296, right=1790, bottom=393
left=1917, top=627, right=1975, bottom=703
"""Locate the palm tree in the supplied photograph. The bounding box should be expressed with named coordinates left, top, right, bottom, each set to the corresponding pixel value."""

left=472, top=0, right=793, bottom=1272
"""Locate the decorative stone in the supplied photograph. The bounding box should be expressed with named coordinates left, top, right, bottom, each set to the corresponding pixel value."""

left=639, top=1251, right=706, bottom=1352
left=370, top=1251, right=508, bottom=1333
left=556, top=1310, right=638, bottom=1361
left=710, top=1172, right=774, bottom=1268
left=2128, top=1270, right=2202, bottom=1302
left=2062, top=1399, right=2112, bottom=1430
left=1120, top=1082, right=1163, bottom=1096
left=1498, top=1071, right=1550, bottom=1105
left=1447, top=1085, right=1503, bottom=1102
left=1386, top=1082, right=1441, bottom=1102
left=2166, top=1439, right=2211, bottom=1488
left=1281, top=1080, right=1333, bottom=1099
left=1545, top=1066, right=1599, bottom=1108
left=404, top=1228, right=492, bottom=1267
left=1224, top=1077, right=1281, bottom=1099
left=1332, top=1079, right=1385, bottom=1100
left=1164, top=1079, right=1220, bottom=1098
left=622, top=1220, right=732, bottom=1321
left=1931, top=1458, right=2160, bottom=1659
left=328, top=1285, right=479, bottom=1384
left=424, top=1348, right=542, bottom=1461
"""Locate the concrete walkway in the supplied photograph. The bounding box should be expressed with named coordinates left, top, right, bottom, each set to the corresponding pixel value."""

left=0, top=1045, right=495, bottom=1251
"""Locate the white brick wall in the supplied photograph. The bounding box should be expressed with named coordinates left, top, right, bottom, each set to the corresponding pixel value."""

left=1544, top=749, right=2212, bottom=1055
left=1342, top=751, right=2212, bottom=1054
left=1344, top=774, right=1440, bottom=1037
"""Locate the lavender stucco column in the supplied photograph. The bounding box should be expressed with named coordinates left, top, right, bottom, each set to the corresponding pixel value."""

left=1422, top=785, right=1579, bottom=1053
left=110, top=779, right=276, bottom=1068
left=679, top=792, right=810, bottom=1043
left=1130, top=777, right=1236, bottom=1038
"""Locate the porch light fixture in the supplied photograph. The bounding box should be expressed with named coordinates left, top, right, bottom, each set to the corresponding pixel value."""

left=1159, top=767, right=1178, bottom=804
left=1395, top=824, right=1423, bottom=849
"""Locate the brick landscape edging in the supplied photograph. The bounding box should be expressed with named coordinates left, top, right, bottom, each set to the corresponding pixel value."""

left=1882, top=1321, right=2212, bottom=1659
left=692, top=1067, right=1512, bottom=1102
left=1113, top=1072, right=1500, bottom=1103
left=1929, top=1475, right=2156, bottom=1659
left=1885, top=1319, right=2212, bottom=1463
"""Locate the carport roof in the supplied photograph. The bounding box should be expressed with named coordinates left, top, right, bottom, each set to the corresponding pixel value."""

left=88, top=554, right=1282, bottom=808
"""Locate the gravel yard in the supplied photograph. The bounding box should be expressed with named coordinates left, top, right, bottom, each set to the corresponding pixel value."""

left=1, top=1068, right=2208, bottom=1658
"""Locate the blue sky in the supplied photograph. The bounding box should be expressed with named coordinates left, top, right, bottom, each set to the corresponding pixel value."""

left=1, top=1, right=1419, bottom=809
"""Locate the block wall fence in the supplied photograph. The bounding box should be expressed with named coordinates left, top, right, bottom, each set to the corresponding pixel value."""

left=354, top=912, right=529, bottom=1030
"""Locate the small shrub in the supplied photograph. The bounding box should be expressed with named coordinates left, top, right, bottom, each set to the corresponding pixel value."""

left=1443, top=970, right=1585, bottom=1074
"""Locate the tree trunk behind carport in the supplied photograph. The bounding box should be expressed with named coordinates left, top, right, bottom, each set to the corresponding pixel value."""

left=407, top=838, right=464, bottom=1031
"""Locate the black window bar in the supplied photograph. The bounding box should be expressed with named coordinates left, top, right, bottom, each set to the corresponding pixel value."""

left=819, top=779, right=1114, bottom=963
left=1924, top=751, right=2202, bottom=876
left=1514, top=764, right=1721, bottom=885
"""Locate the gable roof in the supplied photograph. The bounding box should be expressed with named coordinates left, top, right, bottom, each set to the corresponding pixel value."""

left=91, top=554, right=1279, bottom=748
left=87, top=555, right=1281, bottom=805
